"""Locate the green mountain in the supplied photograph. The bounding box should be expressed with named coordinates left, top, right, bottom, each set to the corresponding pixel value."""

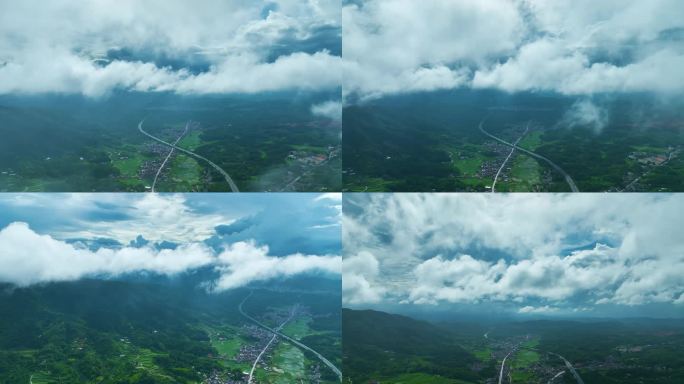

left=343, top=308, right=684, bottom=384
left=0, top=278, right=341, bottom=383
left=342, top=309, right=481, bottom=383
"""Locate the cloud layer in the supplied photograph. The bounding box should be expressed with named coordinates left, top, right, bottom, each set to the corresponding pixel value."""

left=0, top=222, right=340, bottom=290
left=343, top=0, right=684, bottom=100
left=212, top=241, right=340, bottom=290
left=0, top=222, right=214, bottom=286
left=343, top=194, right=684, bottom=315
left=0, top=0, right=341, bottom=96
left=0, top=193, right=342, bottom=290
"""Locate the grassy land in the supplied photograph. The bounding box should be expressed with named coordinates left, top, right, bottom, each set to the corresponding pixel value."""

left=117, top=341, right=177, bottom=382
left=281, top=317, right=312, bottom=340
left=204, top=323, right=254, bottom=375
left=512, top=349, right=540, bottom=368
left=631, top=145, right=667, bottom=153
left=517, top=130, right=543, bottom=150
left=206, top=325, right=243, bottom=359
left=107, top=144, right=151, bottom=190
left=213, top=337, right=242, bottom=358
left=111, top=153, right=144, bottom=177
left=29, top=372, right=57, bottom=384
left=510, top=370, right=535, bottom=382
left=177, top=131, right=203, bottom=150
left=0, top=176, right=53, bottom=192
left=505, top=155, right=542, bottom=191
left=449, top=143, right=494, bottom=176
left=473, top=348, right=492, bottom=362
left=383, top=372, right=477, bottom=384
left=264, top=343, right=307, bottom=384
left=291, top=144, right=328, bottom=154
left=454, top=155, right=486, bottom=176
left=345, top=176, right=395, bottom=192
left=160, top=154, right=203, bottom=192
left=521, top=339, right=540, bottom=349
left=509, top=340, right=540, bottom=384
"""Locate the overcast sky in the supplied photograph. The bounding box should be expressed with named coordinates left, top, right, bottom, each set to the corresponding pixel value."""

left=343, top=0, right=684, bottom=101
left=0, top=0, right=341, bottom=97
left=0, top=193, right=341, bottom=290
left=343, top=194, right=684, bottom=318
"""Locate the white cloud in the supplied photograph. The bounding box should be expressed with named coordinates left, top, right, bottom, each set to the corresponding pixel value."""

left=63, top=194, right=231, bottom=243
left=558, top=99, right=609, bottom=133
left=0, top=47, right=341, bottom=97
left=0, top=0, right=341, bottom=96
left=315, top=192, right=342, bottom=202
left=342, top=251, right=385, bottom=305
left=408, top=255, right=505, bottom=305
left=211, top=241, right=341, bottom=291
left=343, top=0, right=684, bottom=100
left=472, top=42, right=684, bottom=94
left=343, top=0, right=521, bottom=100
left=0, top=222, right=215, bottom=287
left=0, top=219, right=341, bottom=289
left=168, top=51, right=341, bottom=95
left=518, top=305, right=558, bottom=314
left=407, top=245, right=632, bottom=305
left=311, top=100, right=343, bottom=122
left=344, top=194, right=684, bottom=307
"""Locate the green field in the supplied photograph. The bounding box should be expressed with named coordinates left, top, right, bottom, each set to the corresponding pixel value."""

left=205, top=324, right=246, bottom=370
left=264, top=343, right=307, bottom=383
left=292, top=144, right=328, bottom=154
left=345, top=176, right=395, bottom=192
left=0, top=92, right=341, bottom=192
left=29, top=372, right=57, bottom=384
left=517, top=130, right=543, bottom=150
left=159, top=154, right=203, bottom=192
left=177, top=131, right=203, bottom=150
left=631, top=144, right=668, bottom=154
left=512, top=349, right=540, bottom=369
left=512, top=157, right=542, bottom=190
left=453, top=153, right=489, bottom=177
left=210, top=335, right=242, bottom=358
left=384, top=372, right=476, bottom=384
left=343, top=90, right=684, bottom=192
left=473, top=347, right=492, bottom=362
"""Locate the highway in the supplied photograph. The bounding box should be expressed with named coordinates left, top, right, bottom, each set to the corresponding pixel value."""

left=151, top=122, right=188, bottom=192
left=248, top=306, right=296, bottom=384
left=548, top=370, right=565, bottom=383
left=138, top=120, right=239, bottom=192
left=498, top=348, right=514, bottom=384
left=550, top=353, right=585, bottom=384
left=479, top=119, right=579, bottom=192
left=239, top=292, right=342, bottom=382
left=492, top=122, right=529, bottom=192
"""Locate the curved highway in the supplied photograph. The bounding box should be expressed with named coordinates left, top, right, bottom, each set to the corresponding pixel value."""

left=548, top=370, right=565, bottom=383
left=479, top=119, right=579, bottom=192
left=151, top=122, right=188, bottom=192
left=550, top=353, right=584, bottom=384
left=239, top=292, right=342, bottom=382
left=492, top=123, right=529, bottom=192
left=248, top=307, right=295, bottom=384
left=138, top=120, right=239, bottom=192
left=498, top=349, right=514, bottom=384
